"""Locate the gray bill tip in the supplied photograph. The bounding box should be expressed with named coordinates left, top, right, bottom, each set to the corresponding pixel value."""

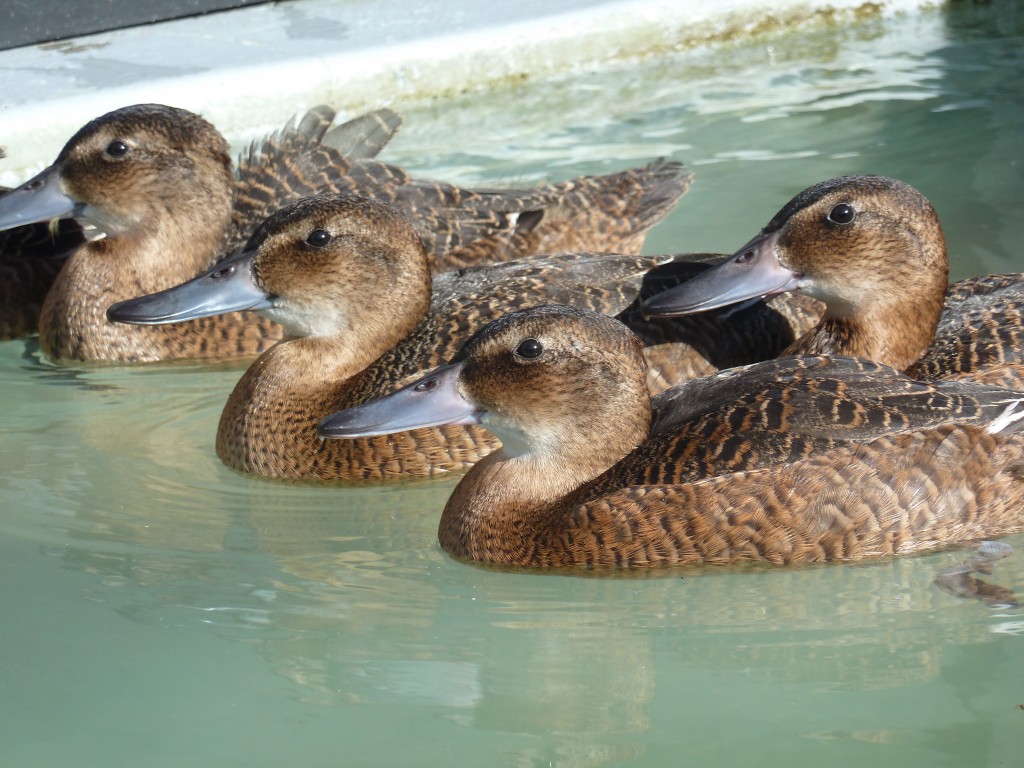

left=0, top=166, right=77, bottom=231
left=106, top=251, right=271, bottom=326
left=317, top=363, right=479, bottom=439
left=643, top=235, right=800, bottom=316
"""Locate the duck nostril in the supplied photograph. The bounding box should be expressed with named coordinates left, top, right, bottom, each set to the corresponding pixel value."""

left=735, top=250, right=756, bottom=264
left=415, top=379, right=438, bottom=393
left=211, top=265, right=235, bottom=280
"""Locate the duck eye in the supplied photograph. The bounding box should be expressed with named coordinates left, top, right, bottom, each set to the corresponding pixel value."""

left=514, top=338, right=543, bottom=360
left=305, top=229, right=332, bottom=248
left=827, top=203, right=855, bottom=225
left=105, top=140, right=130, bottom=158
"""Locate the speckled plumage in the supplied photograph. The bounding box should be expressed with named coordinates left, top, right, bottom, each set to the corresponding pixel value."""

left=7, top=103, right=693, bottom=362
left=907, top=273, right=1024, bottom=388
left=190, top=194, right=822, bottom=481
left=545, top=424, right=1024, bottom=567
left=428, top=158, right=694, bottom=273
left=578, top=354, right=1023, bottom=496
left=646, top=176, right=1023, bottom=388
left=327, top=304, right=1024, bottom=568
left=207, top=195, right=682, bottom=480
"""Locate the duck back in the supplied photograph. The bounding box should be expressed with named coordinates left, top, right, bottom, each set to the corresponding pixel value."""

left=575, top=355, right=1024, bottom=500
left=555, top=422, right=1024, bottom=567
left=907, top=274, right=1024, bottom=388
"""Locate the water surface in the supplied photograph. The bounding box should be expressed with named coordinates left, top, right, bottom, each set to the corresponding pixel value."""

left=2, top=4, right=1023, bottom=767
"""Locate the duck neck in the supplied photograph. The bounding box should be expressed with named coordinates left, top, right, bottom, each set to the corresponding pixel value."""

left=254, top=329, right=388, bottom=388
left=791, top=284, right=945, bottom=371
left=792, top=207, right=949, bottom=372
left=223, top=332, right=395, bottom=429
left=39, top=200, right=231, bottom=362
left=438, top=389, right=651, bottom=566
left=216, top=311, right=423, bottom=477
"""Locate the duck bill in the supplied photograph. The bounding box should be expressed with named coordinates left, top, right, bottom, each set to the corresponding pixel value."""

left=106, top=249, right=272, bottom=325
left=0, top=166, right=78, bottom=231
left=642, top=231, right=802, bottom=316
left=317, top=363, right=480, bottom=439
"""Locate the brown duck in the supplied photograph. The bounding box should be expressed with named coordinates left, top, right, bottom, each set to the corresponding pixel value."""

left=318, top=304, right=1024, bottom=568
left=0, top=103, right=691, bottom=362
left=109, top=194, right=819, bottom=481
left=643, top=176, right=1024, bottom=389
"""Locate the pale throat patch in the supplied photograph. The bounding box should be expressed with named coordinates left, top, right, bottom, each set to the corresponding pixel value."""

left=78, top=203, right=140, bottom=237
left=263, top=302, right=349, bottom=338
left=481, top=414, right=556, bottom=459
left=799, top=277, right=856, bottom=316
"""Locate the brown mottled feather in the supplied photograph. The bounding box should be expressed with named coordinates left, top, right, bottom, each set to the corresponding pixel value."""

left=578, top=354, right=1023, bottom=496
left=201, top=193, right=821, bottom=480
left=230, top=111, right=695, bottom=272
left=907, top=273, right=1024, bottom=388
left=552, top=425, right=1024, bottom=568
left=226, top=105, right=403, bottom=255
left=436, top=159, right=694, bottom=271
left=21, top=104, right=692, bottom=361
left=213, top=195, right=685, bottom=480
left=346, top=304, right=1024, bottom=568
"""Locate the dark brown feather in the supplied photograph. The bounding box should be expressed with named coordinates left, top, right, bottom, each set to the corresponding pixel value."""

left=0, top=146, right=84, bottom=338
left=907, top=273, right=1024, bottom=388
left=0, top=210, right=83, bottom=339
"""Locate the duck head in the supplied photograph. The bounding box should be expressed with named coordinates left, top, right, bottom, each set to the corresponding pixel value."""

left=0, top=104, right=234, bottom=249
left=319, top=304, right=651, bottom=474
left=108, top=193, right=431, bottom=340
left=643, top=176, right=948, bottom=320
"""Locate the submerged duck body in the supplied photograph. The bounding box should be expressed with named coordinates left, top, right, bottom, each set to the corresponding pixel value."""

left=643, top=176, right=1024, bottom=388
left=319, top=305, right=1024, bottom=568
left=110, top=194, right=819, bottom=481
left=0, top=104, right=692, bottom=362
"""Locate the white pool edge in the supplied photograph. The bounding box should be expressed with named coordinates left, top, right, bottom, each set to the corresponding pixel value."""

left=0, top=0, right=944, bottom=180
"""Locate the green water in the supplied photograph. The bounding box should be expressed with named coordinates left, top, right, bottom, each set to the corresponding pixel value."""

left=2, top=4, right=1024, bottom=767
